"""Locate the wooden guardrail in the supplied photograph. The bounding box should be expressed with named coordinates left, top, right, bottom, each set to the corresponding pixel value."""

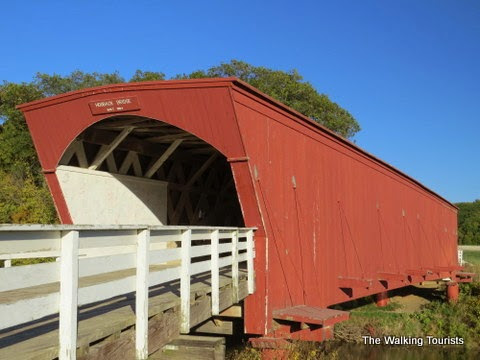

left=0, top=225, right=255, bottom=360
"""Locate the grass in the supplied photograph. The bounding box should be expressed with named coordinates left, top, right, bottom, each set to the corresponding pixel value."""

left=463, top=250, right=480, bottom=265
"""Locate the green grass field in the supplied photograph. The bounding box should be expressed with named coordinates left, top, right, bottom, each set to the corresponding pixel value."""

left=463, top=250, right=480, bottom=265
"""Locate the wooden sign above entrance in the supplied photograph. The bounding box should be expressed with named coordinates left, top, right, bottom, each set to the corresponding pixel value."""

left=89, top=96, right=140, bottom=115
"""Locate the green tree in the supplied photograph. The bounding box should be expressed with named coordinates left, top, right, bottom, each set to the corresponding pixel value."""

left=176, top=60, right=360, bottom=138
left=130, top=70, right=165, bottom=82
left=34, top=70, right=125, bottom=96
left=456, top=200, right=480, bottom=245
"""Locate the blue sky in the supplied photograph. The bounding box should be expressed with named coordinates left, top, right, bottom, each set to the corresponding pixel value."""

left=1, top=0, right=478, bottom=203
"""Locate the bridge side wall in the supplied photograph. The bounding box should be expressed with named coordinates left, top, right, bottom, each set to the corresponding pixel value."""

left=231, top=86, right=458, bottom=335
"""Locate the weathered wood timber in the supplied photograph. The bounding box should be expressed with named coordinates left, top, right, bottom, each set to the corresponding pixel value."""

left=151, top=335, right=225, bottom=360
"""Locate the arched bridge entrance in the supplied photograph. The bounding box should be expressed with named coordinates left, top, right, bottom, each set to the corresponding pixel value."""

left=57, top=114, right=244, bottom=227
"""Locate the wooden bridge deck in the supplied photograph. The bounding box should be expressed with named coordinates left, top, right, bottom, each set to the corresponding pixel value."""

left=0, top=268, right=248, bottom=360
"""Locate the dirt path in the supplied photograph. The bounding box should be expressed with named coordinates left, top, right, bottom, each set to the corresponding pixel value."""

left=390, top=281, right=444, bottom=313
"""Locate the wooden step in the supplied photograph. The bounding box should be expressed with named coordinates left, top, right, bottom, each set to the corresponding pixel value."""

left=456, top=272, right=475, bottom=279
left=455, top=272, right=475, bottom=283
left=272, top=305, right=349, bottom=327
left=151, top=335, right=225, bottom=360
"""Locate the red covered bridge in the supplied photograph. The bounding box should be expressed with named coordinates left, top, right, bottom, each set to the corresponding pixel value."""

left=0, top=78, right=466, bottom=358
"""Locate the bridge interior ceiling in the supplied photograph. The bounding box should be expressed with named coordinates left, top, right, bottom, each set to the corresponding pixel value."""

left=58, top=115, right=244, bottom=226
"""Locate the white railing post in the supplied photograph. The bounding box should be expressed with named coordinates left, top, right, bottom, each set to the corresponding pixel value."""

left=246, top=230, right=255, bottom=294
left=180, top=229, right=192, bottom=333
left=136, top=229, right=150, bottom=360
left=458, top=249, right=463, bottom=266
left=211, top=229, right=220, bottom=315
left=231, top=230, right=239, bottom=303
left=59, top=230, right=79, bottom=360
left=4, top=259, right=11, bottom=268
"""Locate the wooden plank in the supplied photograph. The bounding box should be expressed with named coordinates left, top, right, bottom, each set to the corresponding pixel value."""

left=0, top=292, right=59, bottom=331
left=456, top=272, right=475, bottom=279
left=337, top=276, right=372, bottom=289
left=0, top=230, right=61, bottom=255
left=192, top=319, right=233, bottom=335
left=135, top=229, right=150, bottom=360
left=145, top=133, right=192, bottom=143
left=119, top=151, right=136, bottom=175
left=131, top=152, right=143, bottom=176
left=190, top=245, right=211, bottom=258
left=79, top=253, right=136, bottom=277
left=75, top=141, right=89, bottom=168
left=105, top=153, right=118, bottom=173
left=94, top=118, right=151, bottom=129
left=145, top=139, right=183, bottom=178
left=150, top=229, right=182, bottom=243
left=153, top=335, right=225, bottom=360
left=149, top=248, right=181, bottom=264
left=60, top=140, right=79, bottom=165
left=0, top=261, right=60, bottom=292
left=272, top=305, right=349, bottom=327
left=180, top=229, right=192, bottom=333
left=377, top=272, right=408, bottom=282
left=219, top=305, right=241, bottom=318
left=190, top=261, right=212, bottom=277
left=59, top=230, right=79, bottom=360
left=81, top=128, right=166, bottom=158
left=171, top=154, right=218, bottom=224
left=89, top=127, right=134, bottom=170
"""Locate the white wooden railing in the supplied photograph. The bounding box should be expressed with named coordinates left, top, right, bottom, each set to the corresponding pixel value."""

left=0, top=225, right=255, bottom=360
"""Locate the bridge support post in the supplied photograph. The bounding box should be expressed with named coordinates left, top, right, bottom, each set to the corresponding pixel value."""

left=136, top=229, right=150, bottom=360
left=446, top=281, right=459, bottom=303
left=59, top=230, right=79, bottom=360
left=375, top=291, right=389, bottom=307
